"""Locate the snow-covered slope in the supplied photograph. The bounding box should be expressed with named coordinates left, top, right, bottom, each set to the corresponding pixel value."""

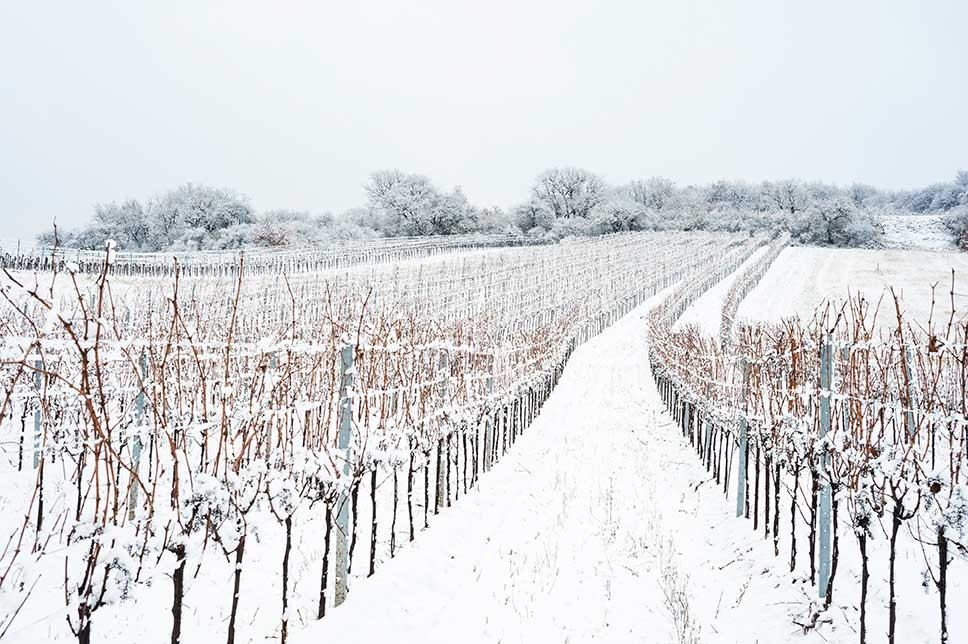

left=737, top=246, right=968, bottom=329
left=876, top=213, right=955, bottom=250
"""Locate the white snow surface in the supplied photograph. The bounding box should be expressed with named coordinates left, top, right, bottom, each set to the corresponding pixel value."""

left=673, top=245, right=768, bottom=336
left=738, top=245, right=968, bottom=330
left=6, top=279, right=958, bottom=642
left=876, top=213, right=956, bottom=251
left=292, top=295, right=853, bottom=644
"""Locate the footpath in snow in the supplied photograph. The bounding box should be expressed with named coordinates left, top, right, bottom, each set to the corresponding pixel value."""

left=294, top=297, right=838, bottom=644
left=673, top=244, right=767, bottom=337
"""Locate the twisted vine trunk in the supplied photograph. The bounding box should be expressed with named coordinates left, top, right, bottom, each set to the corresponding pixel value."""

left=809, top=468, right=818, bottom=584
left=445, top=436, right=451, bottom=508
left=462, top=432, right=468, bottom=496
left=773, top=462, right=781, bottom=557
left=368, top=469, right=377, bottom=577
left=753, top=444, right=760, bottom=529
left=318, top=504, right=332, bottom=619
left=391, top=466, right=398, bottom=558
left=226, top=535, right=246, bottom=644
left=171, top=543, right=186, bottom=644
left=435, top=439, right=444, bottom=514
left=790, top=466, right=799, bottom=573
left=888, top=499, right=901, bottom=644
left=423, top=460, right=430, bottom=529
left=824, top=490, right=839, bottom=608
left=348, top=480, right=360, bottom=576
left=938, top=526, right=949, bottom=644
left=764, top=453, right=771, bottom=539
left=858, top=531, right=869, bottom=644
left=77, top=615, right=91, bottom=644
left=407, top=449, right=414, bottom=541
left=281, top=516, right=292, bottom=644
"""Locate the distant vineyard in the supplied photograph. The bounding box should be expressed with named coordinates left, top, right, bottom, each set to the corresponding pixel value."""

left=0, top=231, right=749, bottom=643
left=0, top=233, right=537, bottom=277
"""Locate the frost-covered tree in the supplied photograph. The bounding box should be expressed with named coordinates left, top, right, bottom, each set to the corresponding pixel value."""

left=618, top=177, right=680, bottom=212
left=591, top=198, right=652, bottom=232
left=39, top=183, right=254, bottom=251
left=513, top=201, right=553, bottom=233
left=36, top=168, right=968, bottom=252
left=893, top=174, right=968, bottom=213
left=702, top=179, right=760, bottom=211
left=93, top=199, right=149, bottom=248
left=762, top=179, right=812, bottom=215
left=427, top=187, right=478, bottom=234
left=364, top=170, right=477, bottom=235
left=846, top=183, right=879, bottom=207
left=475, top=206, right=514, bottom=234
left=943, top=206, right=968, bottom=250
left=956, top=170, right=968, bottom=205
left=792, top=198, right=881, bottom=246
left=529, top=167, right=608, bottom=220
left=145, top=183, right=254, bottom=249
left=364, top=170, right=439, bottom=235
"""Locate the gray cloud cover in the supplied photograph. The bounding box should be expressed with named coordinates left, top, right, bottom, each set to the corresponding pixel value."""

left=2, top=0, right=966, bottom=242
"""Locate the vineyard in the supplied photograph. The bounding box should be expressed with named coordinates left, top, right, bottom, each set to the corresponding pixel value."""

left=0, top=231, right=758, bottom=643
left=0, top=231, right=964, bottom=644
left=650, top=240, right=967, bottom=643
left=0, top=234, right=536, bottom=278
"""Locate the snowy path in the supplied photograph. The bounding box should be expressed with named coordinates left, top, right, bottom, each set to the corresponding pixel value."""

left=294, top=299, right=837, bottom=644
left=674, top=244, right=768, bottom=336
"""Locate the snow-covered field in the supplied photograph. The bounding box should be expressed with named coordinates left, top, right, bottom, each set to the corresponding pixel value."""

left=1, top=233, right=964, bottom=644
left=876, top=214, right=955, bottom=251
left=738, top=246, right=968, bottom=329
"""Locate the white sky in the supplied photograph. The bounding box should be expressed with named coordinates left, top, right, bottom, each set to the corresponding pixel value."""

left=2, top=0, right=966, bottom=241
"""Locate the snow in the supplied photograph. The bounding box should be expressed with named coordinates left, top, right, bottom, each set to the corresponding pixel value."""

left=289, top=293, right=859, bottom=644
left=738, top=246, right=968, bottom=330
left=876, top=214, right=956, bottom=251
left=3, top=238, right=964, bottom=643
left=674, top=245, right=768, bottom=336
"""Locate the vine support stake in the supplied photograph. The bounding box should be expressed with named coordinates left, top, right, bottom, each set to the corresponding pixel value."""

left=436, top=350, right=449, bottom=510
left=818, top=334, right=833, bottom=600
left=484, top=375, right=494, bottom=472
left=335, top=343, right=354, bottom=607
left=735, top=356, right=749, bottom=518
left=33, top=359, right=41, bottom=469
left=128, top=352, right=147, bottom=521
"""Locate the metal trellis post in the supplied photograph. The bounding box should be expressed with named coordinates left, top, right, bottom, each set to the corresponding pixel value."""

left=818, top=335, right=833, bottom=599
left=33, top=360, right=41, bottom=469
left=128, top=353, right=147, bottom=521
left=735, top=357, right=749, bottom=518
left=335, top=343, right=354, bottom=606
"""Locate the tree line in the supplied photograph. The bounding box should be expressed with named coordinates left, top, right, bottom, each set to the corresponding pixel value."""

left=40, top=168, right=968, bottom=251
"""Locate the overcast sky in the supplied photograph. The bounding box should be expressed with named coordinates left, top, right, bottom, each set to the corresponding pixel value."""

left=1, top=0, right=966, bottom=241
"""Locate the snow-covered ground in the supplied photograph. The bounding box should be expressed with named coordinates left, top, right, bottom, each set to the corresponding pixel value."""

left=876, top=213, right=955, bottom=251
left=674, top=245, right=768, bottom=336
left=292, top=293, right=925, bottom=644
left=5, top=251, right=961, bottom=643
left=738, top=246, right=968, bottom=329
